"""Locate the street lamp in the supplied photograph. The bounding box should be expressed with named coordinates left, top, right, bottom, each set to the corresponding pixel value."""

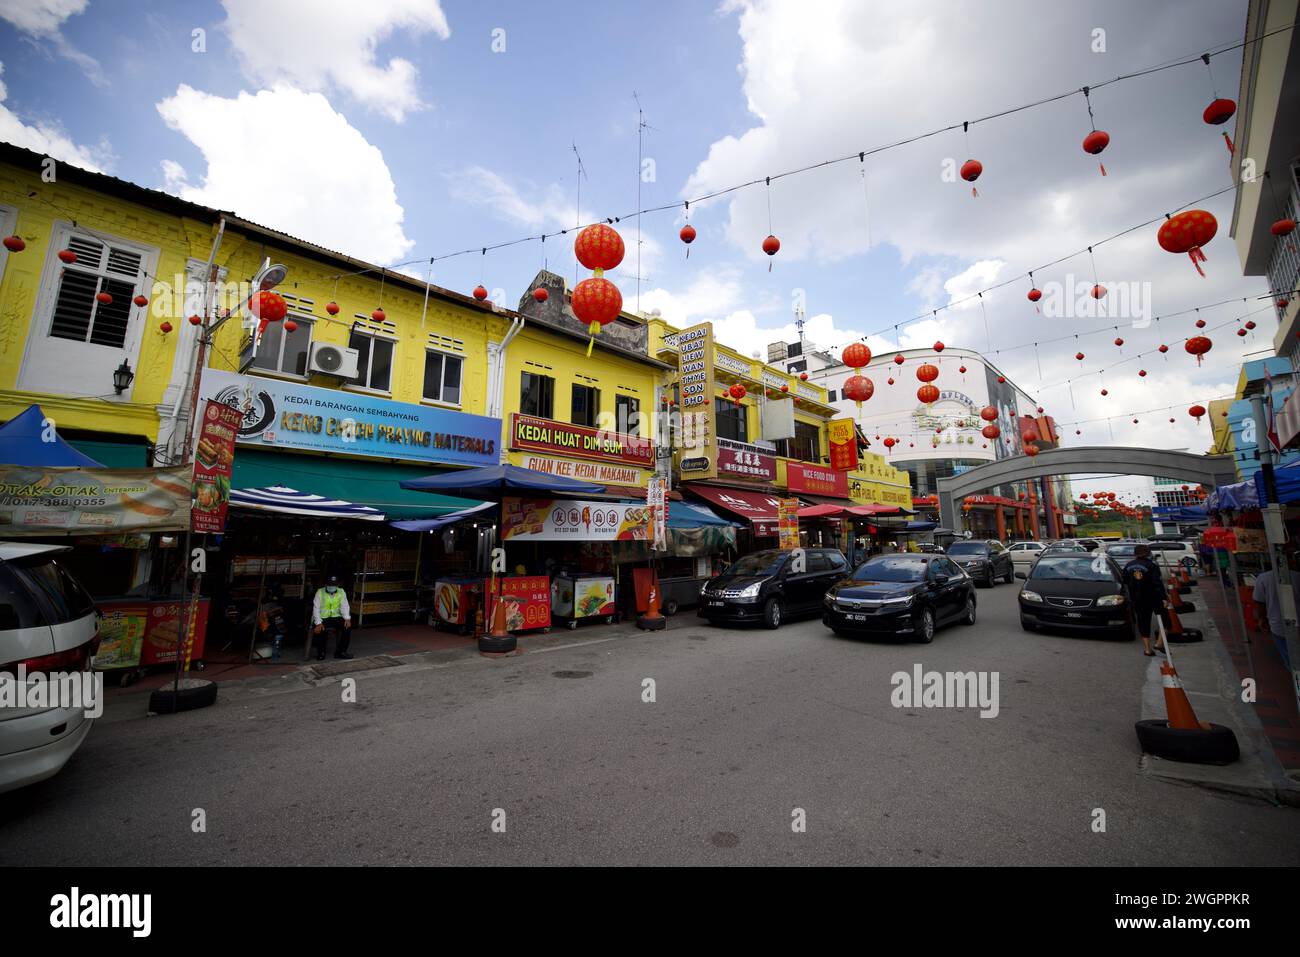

left=112, top=359, right=134, bottom=395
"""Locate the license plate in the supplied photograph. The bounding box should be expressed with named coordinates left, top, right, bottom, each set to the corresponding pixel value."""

left=847, top=613, right=868, bottom=621
left=709, top=601, right=724, bottom=607
left=1066, top=612, right=1083, bottom=618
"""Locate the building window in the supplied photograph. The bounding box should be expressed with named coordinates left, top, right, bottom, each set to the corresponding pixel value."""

left=47, top=233, right=143, bottom=349
left=572, top=383, right=600, bottom=427
left=615, top=394, right=641, bottom=436
left=787, top=359, right=807, bottom=373
left=786, top=342, right=803, bottom=358
left=348, top=330, right=394, bottom=392
left=252, top=316, right=313, bottom=376
left=775, top=420, right=820, bottom=462
left=715, top=396, right=748, bottom=442
left=827, top=389, right=838, bottom=403
left=520, top=372, right=554, bottom=419
left=423, top=351, right=462, bottom=405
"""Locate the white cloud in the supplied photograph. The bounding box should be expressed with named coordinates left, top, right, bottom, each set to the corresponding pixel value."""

left=156, top=84, right=414, bottom=264
left=0, top=0, right=103, bottom=84
left=447, top=166, right=574, bottom=230
left=220, top=0, right=449, bottom=122
left=0, top=61, right=110, bottom=170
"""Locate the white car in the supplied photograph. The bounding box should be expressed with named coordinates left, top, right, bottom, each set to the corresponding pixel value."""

left=1008, top=541, right=1047, bottom=571
left=0, top=543, right=99, bottom=794
left=1148, top=541, right=1200, bottom=576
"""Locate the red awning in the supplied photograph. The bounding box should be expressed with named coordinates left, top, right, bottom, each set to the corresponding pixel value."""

left=799, top=504, right=849, bottom=518
left=686, top=484, right=785, bottom=536
left=846, top=503, right=913, bottom=516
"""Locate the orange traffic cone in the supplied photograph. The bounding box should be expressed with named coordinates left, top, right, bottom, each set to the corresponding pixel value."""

left=1180, top=565, right=1194, bottom=587
left=1167, top=579, right=1194, bottom=611
left=637, top=578, right=667, bottom=631
left=1163, top=600, right=1203, bottom=642
left=477, top=581, right=519, bottom=655
left=489, top=593, right=511, bottom=638
left=1160, top=661, right=1209, bottom=730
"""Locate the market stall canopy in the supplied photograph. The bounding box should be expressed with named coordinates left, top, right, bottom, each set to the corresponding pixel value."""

left=1208, top=480, right=1259, bottom=512
left=230, top=448, right=479, bottom=520
left=0, top=404, right=103, bottom=467
left=1254, top=460, right=1300, bottom=506
left=389, top=501, right=497, bottom=532
left=848, top=503, right=916, bottom=516
left=229, top=485, right=385, bottom=521
left=905, top=521, right=938, bottom=532
left=684, top=484, right=784, bottom=536
left=799, top=503, right=850, bottom=518
left=400, top=463, right=605, bottom=498
left=666, top=501, right=741, bottom=529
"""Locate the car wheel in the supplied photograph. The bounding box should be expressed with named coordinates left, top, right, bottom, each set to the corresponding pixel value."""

left=1003, top=566, right=1015, bottom=584
left=984, top=573, right=996, bottom=588
left=915, top=607, right=935, bottom=643
left=664, top=598, right=679, bottom=617
left=763, top=598, right=782, bottom=630
left=961, top=595, right=977, bottom=626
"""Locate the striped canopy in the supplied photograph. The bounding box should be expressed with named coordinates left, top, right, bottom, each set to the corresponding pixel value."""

left=229, top=485, right=386, bottom=521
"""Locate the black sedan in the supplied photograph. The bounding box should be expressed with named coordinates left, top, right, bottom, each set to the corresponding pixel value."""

left=1017, top=553, right=1133, bottom=639
left=946, top=539, right=1016, bottom=587
left=699, top=547, right=849, bottom=629
left=822, top=554, right=977, bottom=643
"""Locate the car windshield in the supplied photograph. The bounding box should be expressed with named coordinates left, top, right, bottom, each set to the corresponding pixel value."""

left=947, top=542, right=987, bottom=556
left=853, top=558, right=928, bottom=582
left=1107, top=545, right=1138, bottom=559
left=1030, top=556, right=1116, bottom=582
left=722, top=551, right=786, bottom=577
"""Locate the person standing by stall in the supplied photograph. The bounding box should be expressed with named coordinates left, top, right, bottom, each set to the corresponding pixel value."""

left=312, top=575, right=353, bottom=661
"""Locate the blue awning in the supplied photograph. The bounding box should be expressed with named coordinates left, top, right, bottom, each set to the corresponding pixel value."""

left=399, top=463, right=605, bottom=497
left=390, top=501, right=497, bottom=532
left=1255, top=460, right=1300, bottom=506
left=666, top=500, right=740, bottom=529
left=0, top=405, right=104, bottom=467
left=229, top=485, right=386, bottom=520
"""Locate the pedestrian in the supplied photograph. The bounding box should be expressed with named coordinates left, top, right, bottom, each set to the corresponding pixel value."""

left=311, top=574, right=353, bottom=661
left=1251, top=551, right=1299, bottom=671
left=1121, top=544, right=1166, bottom=656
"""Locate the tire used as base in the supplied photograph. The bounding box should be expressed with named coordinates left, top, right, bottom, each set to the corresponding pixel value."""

left=1134, top=718, right=1239, bottom=764
left=148, top=677, right=218, bottom=715
left=478, top=634, right=518, bottom=654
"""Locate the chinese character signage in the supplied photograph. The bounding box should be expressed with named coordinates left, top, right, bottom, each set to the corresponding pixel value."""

left=191, top=399, right=242, bottom=533
left=718, top=438, right=776, bottom=482
left=501, top=498, right=652, bottom=541
left=487, top=576, right=552, bottom=632
left=511, top=413, right=652, bottom=467
left=828, top=418, right=857, bottom=471
left=647, top=477, right=668, bottom=551
left=778, top=498, right=800, bottom=549
left=676, top=322, right=717, bottom=480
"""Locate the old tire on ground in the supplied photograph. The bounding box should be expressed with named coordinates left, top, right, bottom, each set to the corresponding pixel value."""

left=148, top=677, right=218, bottom=715
left=1134, top=719, right=1239, bottom=764
left=1171, top=600, right=1196, bottom=613
left=478, top=634, right=517, bottom=654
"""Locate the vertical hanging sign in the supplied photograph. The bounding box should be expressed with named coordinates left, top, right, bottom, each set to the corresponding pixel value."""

left=778, top=497, right=800, bottom=549
left=676, top=322, right=717, bottom=480
left=828, top=418, right=857, bottom=471
left=647, top=476, right=668, bottom=551
left=190, top=400, right=242, bottom=533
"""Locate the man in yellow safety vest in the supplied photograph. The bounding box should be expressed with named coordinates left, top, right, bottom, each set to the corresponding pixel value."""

left=312, top=575, right=353, bottom=661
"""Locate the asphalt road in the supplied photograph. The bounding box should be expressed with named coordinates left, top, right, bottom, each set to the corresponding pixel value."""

left=2, top=583, right=1296, bottom=866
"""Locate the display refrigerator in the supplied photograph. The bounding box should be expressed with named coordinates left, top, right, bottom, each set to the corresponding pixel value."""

left=550, top=573, right=617, bottom=630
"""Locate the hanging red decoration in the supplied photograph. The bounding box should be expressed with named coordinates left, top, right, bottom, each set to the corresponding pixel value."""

left=1027, top=287, right=1042, bottom=303
left=958, top=365, right=967, bottom=374
left=284, top=320, right=298, bottom=333
left=1202, top=98, right=1236, bottom=125
left=2, top=235, right=25, bottom=252
left=679, top=224, right=697, bottom=254
left=1138, top=369, right=1147, bottom=377
left=1100, top=389, right=1108, bottom=396
left=1082, top=130, right=1110, bottom=176
left=979, top=405, right=997, bottom=422
left=842, top=343, right=871, bottom=369
left=917, top=384, right=940, bottom=405
left=981, top=424, right=1000, bottom=439
left=1075, top=352, right=1085, bottom=361
left=571, top=276, right=623, bottom=354
left=800, top=372, right=809, bottom=381
left=886, top=377, right=894, bottom=385
left=933, top=341, right=945, bottom=353
left=916, top=362, right=939, bottom=383
left=473, top=285, right=488, bottom=301
left=95, top=291, right=113, bottom=305
left=762, top=235, right=780, bottom=270
left=960, top=159, right=982, bottom=198
left=1091, top=284, right=1106, bottom=299
left=533, top=287, right=548, bottom=302
left=893, top=354, right=905, bottom=365
left=1245, top=320, right=1256, bottom=330
left=371, top=308, right=386, bottom=322
left=325, top=301, right=340, bottom=316
left=1272, top=218, right=1297, bottom=237
left=1157, top=210, right=1217, bottom=276
left=997, top=376, right=1006, bottom=383
left=574, top=224, right=625, bottom=273
left=1022, top=428, right=1039, bottom=445
left=159, top=321, right=172, bottom=334
left=1113, top=337, right=1124, bottom=347
left=883, top=437, right=896, bottom=452
left=1188, top=404, right=1206, bottom=423
left=1184, top=336, right=1212, bottom=365
left=1237, top=328, right=1247, bottom=337
left=780, top=384, right=789, bottom=393
left=842, top=374, right=874, bottom=412
left=57, top=249, right=77, bottom=264
left=1195, top=318, right=1206, bottom=328
left=728, top=383, right=747, bottom=408
left=188, top=315, right=202, bottom=326
left=133, top=294, right=149, bottom=307
left=1024, top=444, right=1040, bottom=457
left=1158, top=344, right=1169, bottom=354
left=248, top=290, right=287, bottom=323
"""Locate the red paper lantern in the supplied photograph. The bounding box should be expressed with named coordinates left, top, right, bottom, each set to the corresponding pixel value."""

left=1158, top=344, right=1169, bottom=354
left=842, top=343, right=871, bottom=369
left=893, top=354, right=904, bottom=365
left=95, top=291, right=112, bottom=305
left=1245, top=320, right=1256, bottom=330
left=188, top=315, right=202, bottom=326
left=1100, top=389, right=1108, bottom=396
left=372, top=308, right=386, bottom=322
left=1203, top=98, right=1236, bottom=125
left=574, top=224, right=625, bottom=272
left=679, top=224, right=697, bottom=247
left=981, top=424, right=1000, bottom=439
left=933, top=341, right=945, bottom=353
left=917, top=384, right=940, bottom=405
left=1272, top=219, right=1297, bottom=237
left=249, top=290, right=287, bottom=323
left=1022, top=428, right=1038, bottom=445
left=800, top=372, right=808, bottom=381
left=284, top=319, right=298, bottom=333
left=133, top=294, right=149, bottom=307
left=979, top=406, right=997, bottom=421
left=1237, top=327, right=1248, bottom=337
left=916, top=362, right=939, bottom=383
left=883, top=437, right=896, bottom=452
left=1113, top=337, right=1123, bottom=347
left=326, top=301, right=340, bottom=316
left=729, top=383, right=747, bottom=407
left=1024, top=444, right=1039, bottom=457
left=960, top=159, right=982, bottom=197
left=533, top=287, right=549, bottom=302
left=1158, top=210, right=1217, bottom=276
left=1188, top=404, right=1206, bottom=423
left=842, top=374, right=874, bottom=410
left=958, top=365, right=967, bottom=374
left=997, top=376, right=1006, bottom=384
left=159, top=321, right=172, bottom=334
left=780, top=384, right=789, bottom=393
left=473, top=285, right=488, bottom=301
left=1184, top=336, right=1212, bottom=365
left=572, top=276, right=623, bottom=353
left=1082, top=129, right=1110, bottom=176
left=1138, top=369, right=1147, bottom=377
left=1075, top=352, right=1085, bottom=361
left=1091, top=284, right=1106, bottom=299
left=2, top=235, right=25, bottom=252
left=886, top=377, right=894, bottom=385
left=1027, top=287, right=1042, bottom=303
left=1195, top=318, right=1206, bottom=328
left=57, top=249, right=77, bottom=264
left=762, top=234, right=780, bottom=263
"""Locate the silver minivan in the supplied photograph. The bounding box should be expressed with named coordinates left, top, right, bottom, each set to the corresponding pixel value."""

left=0, top=543, right=100, bottom=793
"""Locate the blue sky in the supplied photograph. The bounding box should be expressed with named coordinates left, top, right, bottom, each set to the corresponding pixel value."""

left=0, top=0, right=1280, bottom=464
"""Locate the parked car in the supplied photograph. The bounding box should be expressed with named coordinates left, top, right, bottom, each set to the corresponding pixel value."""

left=1041, top=541, right=1087, bottom=555
left=0, top=543, right=100, bottom=794
left=699, top=547, right=849, bottom=629
left=945, top=539, right=1015, bottom=587
left=1098, top=541, right=1140, bottom=564
left=1016, top=552, right=1133, bottom=639
left=1147, top=540, right=1199, bottom=575
left=1074, top=538, right=1104, bottom=551
left=914, top=542, right=944, bottom=554
left=823, top=554, right=976, bottom=642
left=1008, top=541, right=1046, bottom=571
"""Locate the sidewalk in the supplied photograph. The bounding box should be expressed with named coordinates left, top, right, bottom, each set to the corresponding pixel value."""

left=1138, top=571, right=1300, bottom=806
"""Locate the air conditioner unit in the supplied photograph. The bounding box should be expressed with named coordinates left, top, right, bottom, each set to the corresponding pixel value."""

left=308, top=342, right=359, bottom=379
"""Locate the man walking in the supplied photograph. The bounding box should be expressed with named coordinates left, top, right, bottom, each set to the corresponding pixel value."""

left=1252, top=550, right=1299, bottom=671
left=1121, top=544, right=1166, bottom=656
left=312, top=574, right=353, bottom=661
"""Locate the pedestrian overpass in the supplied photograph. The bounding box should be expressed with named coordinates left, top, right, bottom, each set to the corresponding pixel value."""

left=934, top=446, right=1238, bottom=532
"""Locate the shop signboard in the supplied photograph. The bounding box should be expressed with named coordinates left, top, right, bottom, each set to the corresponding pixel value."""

left=717, top=438, right=777, bottom=482
left=516, top=454, right=647, bottom=488
left=0, top=465, right=190, bottom=535
left=848, top=474, right=913, bottom=508
left=786, top=462, right=850, bottom=498
left=1230, top=527, right=1267, bottom=553
left=828, top=418, right=857, bottom=471
left=191, top=399, right=242, bottom=533
left=202, top=368, right=501, bottom=467
left=138, top=599, right=211, bottom=666
left=92, top=602, right=149, bottom=670
left=778, top=498, right=800, bottom=549
left=501, top=497, right=652, bottom=541
left=647, top=477, right=667, bottom=551
left=486, top=575, right=552, bottom=631
left=676, top=322, right=717, bottom=480
left=510, top=413, right=652, bottom=467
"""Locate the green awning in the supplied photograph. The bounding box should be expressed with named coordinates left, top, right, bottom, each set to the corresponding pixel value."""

left=231, top=448, right=483, bottom=520
left=66, top=439, right=150, bottom=468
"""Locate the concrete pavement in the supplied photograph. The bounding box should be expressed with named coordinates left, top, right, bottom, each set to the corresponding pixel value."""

left=2, top=583, right=1296, bottom=866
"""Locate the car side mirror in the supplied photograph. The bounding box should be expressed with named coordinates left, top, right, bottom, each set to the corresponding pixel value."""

left=1015, top=571, right=1027, bottom=580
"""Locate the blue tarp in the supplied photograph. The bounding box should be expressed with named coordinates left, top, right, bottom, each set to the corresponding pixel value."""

left=399, top=463, right=605, bottom=497
left=1210, top=480, right=1259, bottom=511
left=1152, top=505, right=1209, bottom=523
left=0, top=405, right=103, bottom=467
left=666, top=500, right=740, bottom=529
left=905, top=521, right=939, bottom=532
left=389, top=501, right=497, bottom=532
left=1254, top=460, right=1300, bottom=506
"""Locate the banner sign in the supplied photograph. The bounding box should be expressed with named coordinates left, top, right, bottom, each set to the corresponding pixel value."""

left=487, top=576, right=552, bottom=632
left=647, top=477, right=668, bottom=551
left=848, top=474, right=913, bottom=508
left=778, top=498, right=800, bottom=549
left=828, top=418, right=857, bottom=471
left=191, top=399, right=241, bottom=533
left=717, top=438, right=777, bottom=482
left=202, top=368, right=501, bottom=467
left=91, top=602, right=149, bottom=670
left=501, top=497, right=652, bottom=541
left=676, top=322, right=717, bottom=480
left=510, top=413, right=652, bottom=467
left=0, top=465, right=190, bottom=535
left=516, top=454, right=646, bottom=488
left=786, top=462, right=850, bottom=498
